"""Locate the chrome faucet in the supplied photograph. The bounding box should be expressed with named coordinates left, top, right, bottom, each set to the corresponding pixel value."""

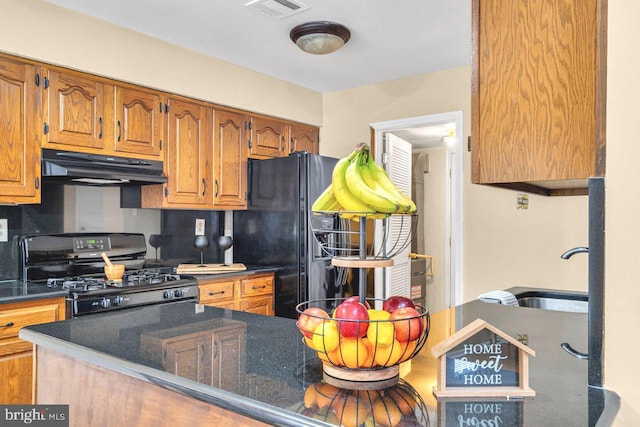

left=561, top=246, right=589, bottom=259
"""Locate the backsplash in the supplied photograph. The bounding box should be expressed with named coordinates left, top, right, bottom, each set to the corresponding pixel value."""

left=0, top=185, right=223, bottom=280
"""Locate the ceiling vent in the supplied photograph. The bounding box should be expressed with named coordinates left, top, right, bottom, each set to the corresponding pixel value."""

left=245, top=0, right=309, bottom=19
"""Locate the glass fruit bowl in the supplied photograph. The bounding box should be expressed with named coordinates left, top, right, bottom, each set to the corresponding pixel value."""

left=296, top=298, right=430, bottom=385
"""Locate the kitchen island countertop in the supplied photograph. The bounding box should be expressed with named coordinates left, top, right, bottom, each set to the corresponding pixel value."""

left=20, top=293, right=619, bottom=426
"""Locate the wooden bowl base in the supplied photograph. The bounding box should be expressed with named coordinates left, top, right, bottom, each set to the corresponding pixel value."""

left=322, top=364, right=399, bottom=390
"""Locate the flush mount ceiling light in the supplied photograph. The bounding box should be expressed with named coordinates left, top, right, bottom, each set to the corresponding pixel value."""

left=290, top=21, right=351, bottom=55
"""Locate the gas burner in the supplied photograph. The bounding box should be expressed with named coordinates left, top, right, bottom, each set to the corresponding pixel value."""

left=124, top=270, right=181, bottom=286
left=47, top=277, right=107, bottom=291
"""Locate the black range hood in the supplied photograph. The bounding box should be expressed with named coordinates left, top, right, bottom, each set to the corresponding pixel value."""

left=41, top=149, right=167, bottom=186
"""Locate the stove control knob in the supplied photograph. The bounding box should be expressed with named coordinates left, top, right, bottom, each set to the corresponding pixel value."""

left=174, top=289, right=183, bottom=298
left=113, top=296, right=125, bottom=306
left=100, top=298, right=111, bottom=309
left=163, top=290, right=174, bottom=299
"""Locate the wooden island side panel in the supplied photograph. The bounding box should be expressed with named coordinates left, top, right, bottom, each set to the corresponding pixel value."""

left=34, top=346, right=270, bottom=427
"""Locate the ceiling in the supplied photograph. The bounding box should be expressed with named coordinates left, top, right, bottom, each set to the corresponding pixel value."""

left=43, top=0, right=471, bottom=94
left=43, top=0, right=470, bottom=147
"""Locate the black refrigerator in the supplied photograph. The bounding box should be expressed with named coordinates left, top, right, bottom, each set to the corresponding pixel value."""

left=233, top=152, right=341, bottom=319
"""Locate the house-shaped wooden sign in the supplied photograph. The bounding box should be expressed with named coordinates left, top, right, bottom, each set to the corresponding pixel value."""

left=431, top=318, right=535, bottom=398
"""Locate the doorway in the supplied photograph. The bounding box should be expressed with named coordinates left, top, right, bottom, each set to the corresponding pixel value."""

left=370, top=111, right=463, bottom=312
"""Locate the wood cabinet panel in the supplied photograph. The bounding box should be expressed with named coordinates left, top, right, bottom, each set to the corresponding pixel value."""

left=114, top=86, right=164, bottom=158
left=140, top=319, right=246, bottom=391
left=249, top=116, right=288, bottom=158
left=0, top=297, right=65, bottom=404
left=199, top=280, right=236, bottom=305
left=471, top=0, right=606, bottom=195
left=165, top=98, right=213, bottom=206
left=214, top=109, right=248, bottom=208
left=198, top=273, right=274, bottom=316
left=44, top=69, right=108, bottom=151
left=0, top=55, right=42, bottom=204
left=289, top=123, right=319, bottom=155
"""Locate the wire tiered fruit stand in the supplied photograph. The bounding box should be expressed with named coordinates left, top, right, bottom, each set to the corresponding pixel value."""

left=297, top=211, right=430, bottom=390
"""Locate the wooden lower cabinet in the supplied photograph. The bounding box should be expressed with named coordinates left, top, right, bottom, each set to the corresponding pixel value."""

left=198, top=273, right=274, bottom=316
left=140, top=318, right=246, bottom=392
left=0, top=297, right=66, bottom=404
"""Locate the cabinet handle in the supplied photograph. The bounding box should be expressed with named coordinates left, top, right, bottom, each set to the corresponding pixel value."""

left=200, top=343, right=205, bottom=364
left=214, top=179, right=219, bottom=198
left=202, top=178, right=207, bottom=196
left=117, top=120, right=122, bottom=142
left=2, top=322, right=14, bottom=328
left=252, top=285, right=267, bottom=290
left=35, top=177, right=40, bottom=190
left=208, top=291, right=225, bottom=296
left=98, top=117, right=103, bottom=139
left=213, top=341, right=218, bottom=359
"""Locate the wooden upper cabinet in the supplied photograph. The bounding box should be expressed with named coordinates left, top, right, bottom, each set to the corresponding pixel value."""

left=114, top=86, right=164, bottom=158
left=289, top=123, right=319, bottom=155
left=164, top=98, right=213, bottom=206
left=0, top=55, right=42, bottom=204
left=44, top=69, right=109, bottom=152
left=471, top=0, right=606, bottom=195
left=248, top=116, right=288, bottom=159
left=214, top=110, right=248, bottom=208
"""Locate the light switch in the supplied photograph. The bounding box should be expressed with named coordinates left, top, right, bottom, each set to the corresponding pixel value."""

left=195, top=218, right=205, bottom=235
left=0, top=219, right=7, bottom=242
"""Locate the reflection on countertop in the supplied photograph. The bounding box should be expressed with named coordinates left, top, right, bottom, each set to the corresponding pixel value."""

left=0, top=280, right=69, bottom=304
left=20, top=291, right=618, bottom=426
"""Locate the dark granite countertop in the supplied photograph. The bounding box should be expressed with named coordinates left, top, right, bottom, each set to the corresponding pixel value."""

left=0, top=280, right=69, bottom=304
left=20, top=291, right=619, bottom=426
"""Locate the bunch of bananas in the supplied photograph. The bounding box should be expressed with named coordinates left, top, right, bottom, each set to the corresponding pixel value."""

left=312, top=143, right=417, bottom=218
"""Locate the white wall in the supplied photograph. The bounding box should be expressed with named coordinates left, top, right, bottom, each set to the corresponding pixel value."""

left=321, top=67, right=589, bottom=302
left=605, top=1, right=640, bottom=423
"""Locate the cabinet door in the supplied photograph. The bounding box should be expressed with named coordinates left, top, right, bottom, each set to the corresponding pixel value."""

left=0, top=56, right=41, bottom=204
left=164, top=334, right=212, bottom=385
left=211, top=327, right=246, bottom=393
left=249, top=116, right=288, bottom=158
left=289, top=124, right=319, bottom=155
left=114, top=86, right=164, bottom=158
left=165, top=98, right=213, bottom=206
left=0, top=351, right=33, bottom=404
left=471, top=0, right=604, bottom=192
left=240, top=296, right=274, bottom=316
left=214, top=110, right=248, bottom=208
left=45, top=69, right=108, bottom=151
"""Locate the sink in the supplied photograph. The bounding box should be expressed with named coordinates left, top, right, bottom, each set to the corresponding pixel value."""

left=515, top=290, right=588, bottom=313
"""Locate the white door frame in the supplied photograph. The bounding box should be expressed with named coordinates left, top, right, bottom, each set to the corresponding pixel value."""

left=370, top=111, right=464, bottom=307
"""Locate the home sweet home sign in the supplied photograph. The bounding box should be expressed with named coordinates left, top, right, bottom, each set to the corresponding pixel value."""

left=431, top=318, right=535, bottom=398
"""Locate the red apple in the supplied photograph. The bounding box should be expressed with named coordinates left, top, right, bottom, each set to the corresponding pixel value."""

left=297, top=307, right=329, bottom=339
left=390, top=307, right=423, bottom=342
left=342, top=295, right=371, bottom=309
left=383, top=296, right=416, bottom=313
left=333, top=301, right=369, bottom=338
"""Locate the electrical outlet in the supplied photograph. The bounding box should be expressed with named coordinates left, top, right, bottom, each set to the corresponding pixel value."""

left=0, top=219, right=7, bottom=242
left=195, top=218, right=205, bottom=236
left=517, top=193, right=529, bottom=210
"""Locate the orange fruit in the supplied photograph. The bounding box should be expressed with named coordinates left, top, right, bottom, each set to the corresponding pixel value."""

left=317, top=348, right=342, bottom=366
left=372, top=398, right=403, bottom=427
left=373, top=339, right=403, bottom=367
left=335, top=393, right=370, bottom=427
left=303, top=384, right=318, bottom=408
left=398, top=339, right=418, bottom=363
left=315, top=382, right=340, bottom=409
left=387, top=386, right=416, bottom=416
left=312, top=320, right=339, bottom=353
left=338, top=338, right=369, bottom=369
left=360, top=337, right=376, bottom=368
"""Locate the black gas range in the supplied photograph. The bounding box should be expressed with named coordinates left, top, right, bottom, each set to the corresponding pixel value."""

left=20, top=233, right=198, bottom=318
